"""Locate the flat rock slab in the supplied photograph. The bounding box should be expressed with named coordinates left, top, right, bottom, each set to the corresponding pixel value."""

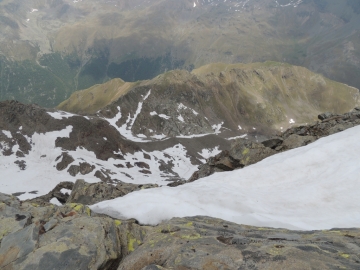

left=119, top=216, right=360, bottom=270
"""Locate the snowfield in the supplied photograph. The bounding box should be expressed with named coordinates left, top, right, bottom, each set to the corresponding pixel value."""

left=0, top=126, right=197, bottom=200
left=91, top=125, right=360, bottom=230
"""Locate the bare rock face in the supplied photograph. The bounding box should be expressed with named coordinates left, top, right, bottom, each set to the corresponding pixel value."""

left=188, top=141, right=276, bottom=182
left=188, top=108, right=360, bottom=182
left=0, top=192, right=145, bottom=270
left=279, top=134, right=316, bottom=151
left=67, top=179, right=158, bottom=205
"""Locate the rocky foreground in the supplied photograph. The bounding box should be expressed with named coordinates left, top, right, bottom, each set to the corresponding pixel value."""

left=1, top=188, right=360, bottom=270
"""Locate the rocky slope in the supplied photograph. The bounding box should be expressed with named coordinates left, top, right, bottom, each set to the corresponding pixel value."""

left=58, top=62, right=360, bottom=139
left=1, top=98, right=360, bottom=268
left=188, top=106, right=360, bottom=182
left=0, top=0, right=360, bottom=106
left=0, top=100, right=231, bottom=198
left=1, top=183, right=360, bottom=270
left=1, top=61, right=360, bottom=197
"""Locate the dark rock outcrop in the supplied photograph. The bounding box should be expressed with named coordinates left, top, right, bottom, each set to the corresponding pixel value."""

left=0, top=100, right=141, bottom=163
left=188, top=108, right=360, bottom=182
left=55, top=152, right=74, bottom=171
left=67, top=179, right=158, bottom=205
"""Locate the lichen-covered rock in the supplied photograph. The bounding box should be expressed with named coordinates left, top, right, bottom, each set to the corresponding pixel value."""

left=67, top=179, right=158, bottom=205
left=119, top=216, right=360, bottom=270
left=0, top=194, right=32, bottom=241
left=13, top=216, right=121, bottom=270
left=0, top=224, right=40, bottom=268
left=0, top=193, right=127, bottom=270
left=229, top=141, right=276, bottom=166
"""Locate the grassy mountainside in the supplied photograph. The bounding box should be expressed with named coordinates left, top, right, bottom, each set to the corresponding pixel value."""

left=58, top=62, right=360, bottom=137
left=0, top=0, right=360, bottom=106
left=58, top=78, right=137, bottom=114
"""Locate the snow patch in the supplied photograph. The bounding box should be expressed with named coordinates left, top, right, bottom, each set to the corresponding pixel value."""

left=158, top=114, right=171, bottom=120
left=50, top=198, right=62, bottom=206
left=47, top=111, right=77, bottom=120
left=198, top=146, right=221, bottom=160
left=2, top=130, right=12, bottom=139
left=91, top=125, right=360, bottom=230
left=60, top=188, right=72, bottom=194
left=212, top=122, right=224, bottom=134
left=227, top=134, right=247, bottom=140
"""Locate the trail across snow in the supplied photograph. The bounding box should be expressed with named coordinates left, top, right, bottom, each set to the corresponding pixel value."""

left=91, top=125, right=360, bottom=230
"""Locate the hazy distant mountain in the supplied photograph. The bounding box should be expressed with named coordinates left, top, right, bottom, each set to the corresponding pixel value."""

left=0, top=0, right=360, bottom=106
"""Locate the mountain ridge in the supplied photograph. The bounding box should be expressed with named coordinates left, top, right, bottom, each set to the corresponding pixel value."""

left=58, top=61, right=360, bottom=139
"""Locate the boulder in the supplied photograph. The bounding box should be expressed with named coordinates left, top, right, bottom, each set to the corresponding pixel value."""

left=261, top=137, right=283, bottom=149
left=0, top=192, right=131, bottom=270
left=229, top=141, right=276, bottom=166
left=1, top=215, right=122, bottom=270
left=318, top=112, right=334, bottom=120
left=0, top=194, right=32, bottom=241
left=188, top=141, right=276, bottom=182
left=79, top=162, right=95, bottom=175
left=67, top=165, right=80, bottom=176
left=279, top=134, right=316, bottom=150
left=0, top=224, right=40, bottom=268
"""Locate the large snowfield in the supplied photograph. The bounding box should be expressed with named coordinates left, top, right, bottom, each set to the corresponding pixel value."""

left=91, top=125, right=360, bottom=230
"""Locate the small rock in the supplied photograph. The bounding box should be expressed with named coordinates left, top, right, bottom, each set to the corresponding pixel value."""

left=56, top=152, right=74, bottom=171
left=281, top=134, right=316, bottom=150
left=14, top=160, right=26, bottom=170
left=318, top=112, right=333, bottom=121
left=79, top=162, right=95, bottom=175
left=67, top=164, right=80, bottom=176
left=16, top=151, right=25, bottom=157
left=135, top=162, right=150, bottom=169
left=43, top=218, right=59, bottom=232
left=139, top=169, right=152, bottom=174
left=261, top=137, right=283, bottom=149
